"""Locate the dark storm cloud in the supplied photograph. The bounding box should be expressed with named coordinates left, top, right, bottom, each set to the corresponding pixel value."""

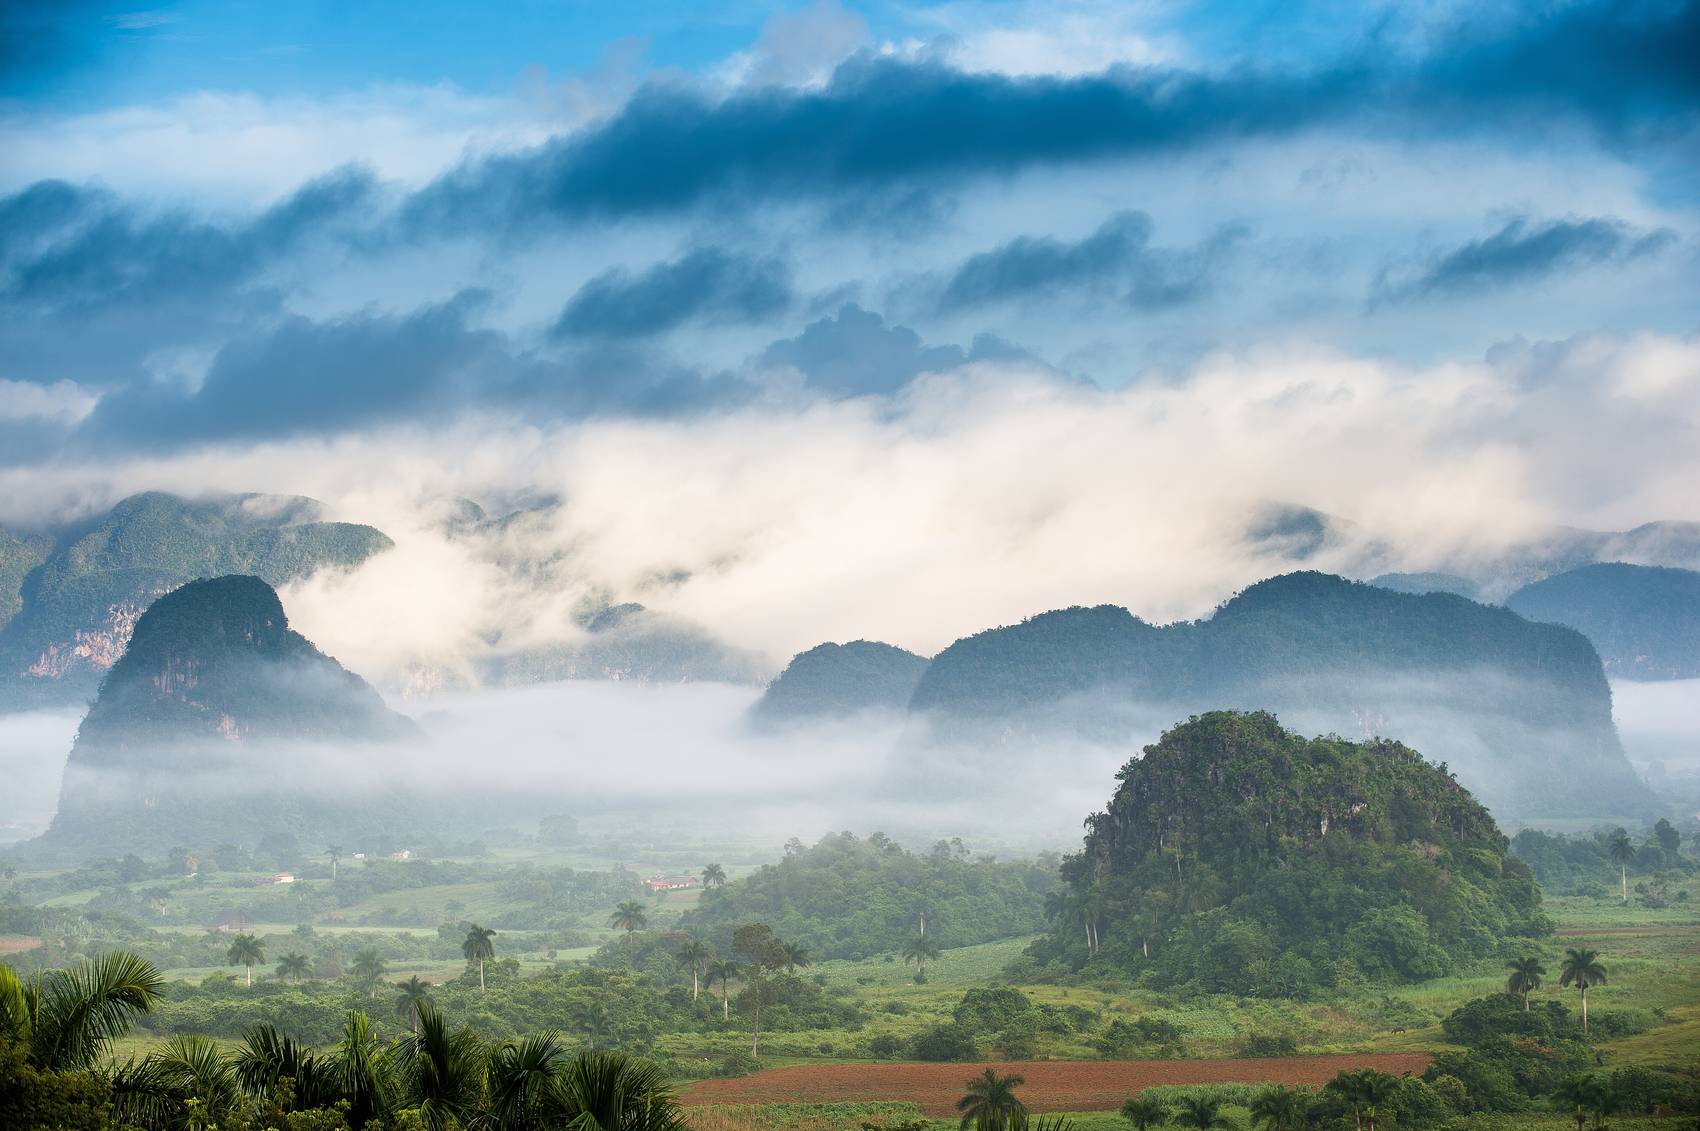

left=1375, top=216, right=1678, bottom=302
left=938, top=211, right=1246, bottom=311
left=404, top=0, right=1699, bottom=233
left=552, top=247, right=792, bottom=339
left=68, top=292, right=761, bottom=449
left=758, top=303, right=1027, bottom=397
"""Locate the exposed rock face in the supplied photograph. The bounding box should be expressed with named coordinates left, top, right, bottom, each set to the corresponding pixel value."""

left=0, top=492, right=392, bottom=709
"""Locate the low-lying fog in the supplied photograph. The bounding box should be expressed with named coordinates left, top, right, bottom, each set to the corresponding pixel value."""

left=3, top=677, right=1695, bottom=852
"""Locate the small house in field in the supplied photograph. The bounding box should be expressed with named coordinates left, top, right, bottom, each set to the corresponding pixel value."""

left=270, top=872, right=296, bottom=884
left=644, top=875, right=697, bottom=893
left=389, top=849, right=414, bottom=861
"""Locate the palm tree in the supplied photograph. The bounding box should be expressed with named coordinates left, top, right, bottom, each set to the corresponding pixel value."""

left=1608, top=833, right=1634, bottom=904
left=779, top=939, right=812, bottom=975
left=226, top=933, right=265, bottom=987
left=1554, top=1075, right=1596, bottom=1131
left=335, top=1009, right=396, bottom=1129
left=706, top=959, right=739, bottom=1021
left=276, top=953, right=312, bottom=983
left=1506, top=956, right=1547, bottom=1011
left=463, top=923, right=497, bottom=992
left=1121, top=1095, right=1170, bottom=1131
left=350, top=948, right=388, bottom=998
left=701, top=862, right=728, bottom=889
left=397, top=1001, right=484, bottom=1131
left=678, top=937, right=711, bottom=1001
left=957, top=1068, right=1027, bottom=1131
left=327, top=844, right=343, bottom=881
left=1174, top=1095, right=1236, bottom=1131
left=545, top=1048, right=688, bottom=1131
left=573, top=1000, right=612, bottom=1049
left=395, top=975, right=434, bottom=1035
left=1560, top=947, right=1607, bottom=1033
left=0, top=952, right=164, bottom=1071
left=903, top=933, right=941, bottom=980
left=231, top=1022, right=340, bottom=1111
left=1327, top=1069, right=1398, bottom=1131
left=610, top=900, right=649, bottom=945
left=487, top=1031, right=567, bottom=1129
left=1250, top=1085, right=1306, bottom=1131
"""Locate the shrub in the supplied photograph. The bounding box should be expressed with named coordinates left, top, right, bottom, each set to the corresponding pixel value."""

left=1238, top=1033, right=1298, bottom=1057
left=909, top=1023, right=978, bottom=1062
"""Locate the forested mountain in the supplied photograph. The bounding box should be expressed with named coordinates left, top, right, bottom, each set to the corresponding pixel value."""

left=907, top=571, right=1648, bottom=817
left=679, top=831, right=1058, bottom=960
left=42, top=575, right=416, bottom=854
left=751, top=640, right=930, bottom=722
left=1369, top=572, right=1481, bottom=600
left=0, top=492, right=391, bottom=709
left=486, top=600, right=768, bottom=688
left=1506, top=562, right=1700, bottom=680
left=1029, top=711, right=1549, bottom=994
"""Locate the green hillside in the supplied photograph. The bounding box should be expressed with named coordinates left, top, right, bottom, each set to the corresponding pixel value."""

left=1506, top=562, right=1700, bottom=680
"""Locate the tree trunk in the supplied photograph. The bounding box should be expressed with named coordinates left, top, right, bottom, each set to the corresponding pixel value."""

left=479, top=957, right=486, bottom=992
left=1621, top=865, right=1628, bottom=905
left=751, top=992, right=761, bottom=1055
left=1142, top=937, right=1149, bottom=959
left=245, top=964, right=252, bottom=987
left=692, top=967, right=700, bottom=1001
left=1523, top=991, right=1530, bottom=1011
left=722, top=983, right=730, bottom=1021
left=1581, top=986, right=1589, bottom=1033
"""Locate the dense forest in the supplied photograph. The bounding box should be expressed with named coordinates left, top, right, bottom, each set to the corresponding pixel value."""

left=1029, top=711, right=1550, bottom=993
left=0, top=492, right=392, bottom=709
left=1506, top=562, right=1700, bottom=680
left=679, top=832, right=1059, bottom=959
left=750, top=640, right=930, bottom=722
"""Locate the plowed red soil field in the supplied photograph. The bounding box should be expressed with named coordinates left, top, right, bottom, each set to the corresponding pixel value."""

left=684, top=1054, right=1430, bottom=1116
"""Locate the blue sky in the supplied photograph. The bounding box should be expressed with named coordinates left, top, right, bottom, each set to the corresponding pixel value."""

left=0, top=1, right=1697, bottom=658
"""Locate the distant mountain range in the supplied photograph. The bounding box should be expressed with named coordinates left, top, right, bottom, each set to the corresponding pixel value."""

left=0, top=492, right=392, bottom=710
left=41, top=575, right=417, bottom=855
left=1506, top=563, right=1700, bottom=681
left=757, top=571, right=1653, bottom=820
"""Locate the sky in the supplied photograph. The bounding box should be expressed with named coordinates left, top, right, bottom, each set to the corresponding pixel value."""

left=1, top=0, right=1698, bottom=673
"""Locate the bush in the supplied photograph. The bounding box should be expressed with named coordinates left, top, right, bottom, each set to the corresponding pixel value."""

left=867, top=1034, right=905, bottom=1059
left=1238, top=1033, right=1298, bottom=1057
left=909, top=1023, right=978, bottom=1062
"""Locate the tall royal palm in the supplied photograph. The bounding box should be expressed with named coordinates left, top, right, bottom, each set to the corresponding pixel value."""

left=701, top=862, right=727, bottom=889
left=463, top=924, right=497, bottom=992
left=276, top=953, right=312, bottom=984
left=327, top=844, right=343, bottom=881
left=1608, top=833, right=1634, bottom=905
left=706, top=960, right=739, bottom=1021
left=1560, top=947, right=1607, bottom=1033
left=779, top=939, right=812, bottom=975
left=226, top=933, right=265, bottom=987
left=678, top=937, right=711, bottom=1001
left=610, top=900, right=649, bottom=946
left=1506, top=956, right=1546, bottom=1011
left=903, top=933, right=941, bottom=980
left=957, top=1068, right=1027, bottom=1131
left=349, top=949, right=388, bottom=998
left=0, top=952, right=164, bottom=1071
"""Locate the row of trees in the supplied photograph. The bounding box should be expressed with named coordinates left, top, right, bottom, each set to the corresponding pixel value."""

left=0, top=951, right=684, bottom=1131
left=219, top=923, right=502, bottom=994
left=1505, top=948, right=1607, bottom=1031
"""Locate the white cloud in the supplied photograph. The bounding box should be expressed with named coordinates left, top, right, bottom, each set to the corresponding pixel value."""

left=0, top=379, right=97, bottom=424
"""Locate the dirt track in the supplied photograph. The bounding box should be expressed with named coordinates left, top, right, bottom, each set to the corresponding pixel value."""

left=683, top=1053, right=1432, bottom=1115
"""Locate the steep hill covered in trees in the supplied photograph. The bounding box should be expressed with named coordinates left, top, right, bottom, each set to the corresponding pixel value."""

left=0, top=492, right=391, bottom=709
left=751, top=640, right=930, bottom=723
left=1506, top=562, right=1700, bottom=680
left=1029, top=711, right=1549, bottom=994
left=42, top=575, right=416, bottom=854
left=907, top=572, right=1648, bottom=817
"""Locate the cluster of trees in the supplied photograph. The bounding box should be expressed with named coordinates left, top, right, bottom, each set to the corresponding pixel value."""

left=1510, top=821, right=1692, bottom=903
left=679, top=831, right=1058, bottom=961
left=1030, top=712, right=1550, bottom=994
left=0, top=952, right=686, bottom=1131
